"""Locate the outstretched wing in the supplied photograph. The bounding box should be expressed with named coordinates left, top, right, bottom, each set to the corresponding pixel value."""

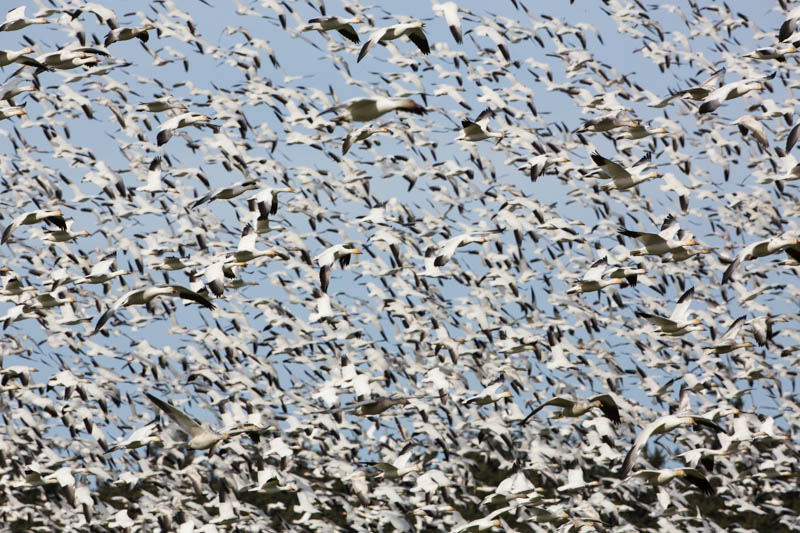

left=337, top=25, right=360, bottom=43
left=593, top=394, right=621, bottom=424
left=591, top=152, right=629, bottom=180
left=407, top=28, right=430, bottom=55
left=170, top=285, right=216, bottom=309
left=519, top=397, right=573, bottom=425
left=692, top=416, right=727, bottom=435
left=146, top=393, right=204, bottom=437
left=682, top=468, right=714, bottom=495
left=669, top=287, right=694, bottom=322
left=620, top=419, right=661, bottom=478
left=620, top=227, right=664, bottom=246
left=1, top=216, right=22, bottom=244
left=582, top=257, right=608, bottom=282
left=93, top=308, right=116, bottom=334
left=719, top=316, right=746, bottom=341
left=637, top=311, right=675, bottom=329
left=358, top=29, right=384, bottom=62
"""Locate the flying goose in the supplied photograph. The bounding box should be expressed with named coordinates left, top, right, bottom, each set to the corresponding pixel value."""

left=94, top=285, right=215, bottom=334
left=301, top=16, right=363, bottom=43
left=520, top=394, right=620, bottom=425
left=146, top=393, right=259, bottom=450
left=358, top=21, right=430, bottom=62
left=637, top=287, right=703, bottom=336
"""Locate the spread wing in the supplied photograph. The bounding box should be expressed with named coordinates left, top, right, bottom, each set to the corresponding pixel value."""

left=519, top=396, right=574, bottom=426
left=342, top=132, right=355, bottom=155
left=146, top=393, right=205, bottom=437
left=658, top=214, right=680, bottom=240
left=170, top=285, right=216, bottom=309
left=1, top=216, right=22, bottom=244
left=582, top=257, right=608, bottom=282
left=593, top=394, right=621, bottom=424
left=692, top=416, right=727, bottom=435
left=357, top=29, right=385, bottom=62
left=719, top=316, right=746, bottom=341
left=619, top=227, right=665, bottom=246
left=620, top=419, right=661, bottom=478
left=337, top=25, right=360, bottom=43
left=669, top=287, right=694, bottom=322
left=637, top=311, right=676, bottom=328
left=407, top=28, right=430, bottom=55
left=591, top=152, right=629, bottom=180
left=460, top=119, right=483, bottom=137
left=722, top=241, right=759, bottom=285
left=682, top=468, right=714, bottom=495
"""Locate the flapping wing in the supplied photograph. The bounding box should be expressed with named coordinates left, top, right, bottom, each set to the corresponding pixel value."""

left=319, top=265, right=331, bottom=293
left=1, top=217, right=22, bottom=244
left=658, top=214, right=680, bottom=240
left=620, top=228, right=664, bottom=246
left=628, top=469, right=659, bottom=482
left=146, top=393, right=205, bottom=437
left=342, top=131, right=355, bottom=155
left=156, top=128, right=174, bottom=146
left=407, top=28, right=430, bottom=55
left=719, top=316, right=746, bottom=341
left=682, top=468, right=714, bottom=495
left=357, top=29, right=384, bottom=62
left=337, top=25, right=360, bottom=43
left=93, top=308, right=116, bottom=334
left=519, top=396, right=573, bottom=426
left=593, top=394, right=621, bottom=424
left=620, top=419, right=661, bottom=478
left=582, top=257, right=608, bottom=282
left=170, top=285, right=216, bottom=309
left=692, top=416, right=727, bottom=435
left=721, top=242, right=756, bottom=285
left=460, top=119, right=482, bottom=137
left=591, top=152, right=629, bottom=180
left=637, top=311, right=676, bottom=329
left=670, top=287, right=694, bottom=322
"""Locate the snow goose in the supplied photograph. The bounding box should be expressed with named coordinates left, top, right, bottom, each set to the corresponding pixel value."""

left=457, top=108, right=504, bottom=142
left=301, top=16, right=363, bottom=43
left=565, top=257, right=626, bottom=295
left=104, top=23, right=154, bottom=46
left=623, top=468, right=713, bottom=495
left=145, top=393, right=259, bottom=450
left=156, top=111, right=212, bottom=145
left=314, top=243, right=362, bottom=293
left=618, top=214, right=696, bottom=257
left=722, top=234, right=800, bottom=284
left=637, top=287, right=703, bottom=336
left=93, top=285, right=215, bottom=334
left=590, top=152, right=660, bottom=191
left=2, top=209, right=65, bottom=244
left=326, top=97, right=427, bottom=122
left=520, top=394, right=620, bottom=425
left=699, top=73, right=773, bottom=114
left=358, top=21, right=430, bottom=62
left=620, top=389, right=727, bottom=477
left=0, top=6, right=48, bottom=32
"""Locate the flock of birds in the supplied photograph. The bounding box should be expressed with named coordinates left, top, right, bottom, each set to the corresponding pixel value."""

left=0, top=0, right=799, bottom=531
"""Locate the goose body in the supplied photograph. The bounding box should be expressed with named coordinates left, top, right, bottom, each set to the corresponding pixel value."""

left=94, top=285, right=215, bottom=333
left=302, top=16, right=362, bottom=43
left=329, top=97, right=427, bottom=122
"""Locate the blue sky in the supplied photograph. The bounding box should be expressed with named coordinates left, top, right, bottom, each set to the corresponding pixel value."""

left=0, top=2, right=798, bottom=527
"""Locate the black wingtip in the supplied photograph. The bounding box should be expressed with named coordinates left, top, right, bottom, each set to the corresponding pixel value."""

left=156, top=129, right=170, bottom=146
left=698, top=100, right=720, bottom=114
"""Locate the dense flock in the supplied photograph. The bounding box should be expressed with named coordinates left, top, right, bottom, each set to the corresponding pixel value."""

left=0, top=0, right=799, bottom=531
